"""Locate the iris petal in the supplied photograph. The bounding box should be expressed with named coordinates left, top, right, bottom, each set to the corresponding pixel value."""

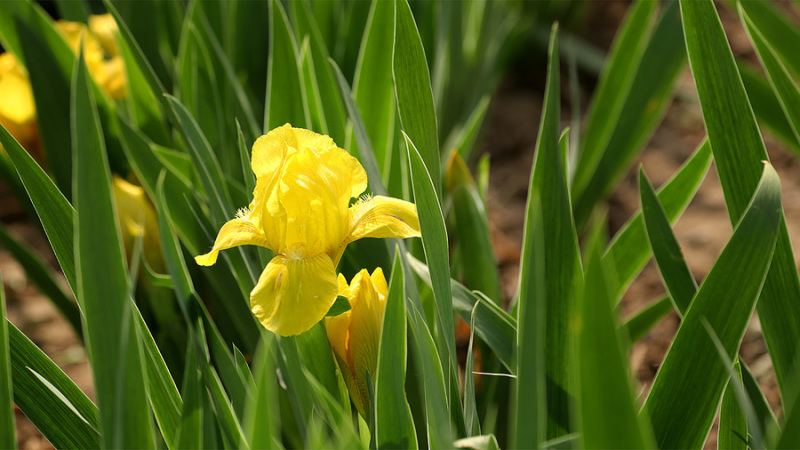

left=348, top=196, right=421, bottom=242
left=194, top=218, right=269, bottom=266
left=250, top=253, right=338, bottom=336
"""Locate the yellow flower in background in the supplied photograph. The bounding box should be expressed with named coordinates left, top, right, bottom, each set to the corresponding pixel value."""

left=195, top=124, right=420, bottom=336
left=112, top=175, right=165, bottom=274
left=55, top=14, right=127, bottom=100
left=325, top=268, right=387, bottom=418
left=0, top=53, right=41, bottom=160
left=0, top=14, right=125, bottom=158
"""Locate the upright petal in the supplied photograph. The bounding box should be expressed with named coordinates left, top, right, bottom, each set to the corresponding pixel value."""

left=250, top=123, right=297, bottom=178
left=347, top=196, right=421, bottom=243
left=278, top=148, right=351, bottom=255
left=250, top=253, right=338, bottom=336
left=195, top=217, right=270, bottom=266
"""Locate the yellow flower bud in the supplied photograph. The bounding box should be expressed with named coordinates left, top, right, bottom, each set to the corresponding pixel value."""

left=325, top=268, right=388, bottom=418
left=112, top=175, right=164, bottom=274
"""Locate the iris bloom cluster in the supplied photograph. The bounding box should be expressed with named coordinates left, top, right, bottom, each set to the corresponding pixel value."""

left=196, top=124, right=420, bottom=337
left=0, top=14, right=126, bottom=157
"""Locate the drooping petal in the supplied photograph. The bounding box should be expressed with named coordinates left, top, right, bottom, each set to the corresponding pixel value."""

left=347, top=196, right=421, bottom=243
left=250, top=253, right=338, bottom=336
left=194, top=217, right=270, bottom=266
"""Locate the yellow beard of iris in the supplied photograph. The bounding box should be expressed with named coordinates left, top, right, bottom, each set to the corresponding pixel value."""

left=195, top=124, right=420, bottom=336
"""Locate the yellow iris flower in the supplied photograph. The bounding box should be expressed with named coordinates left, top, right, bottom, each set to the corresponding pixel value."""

left=112, top=176, right=165, bottom=274
left=55, top=15, right=127, bottom=100
left=195, top=124, right=420, bottom=336
left=325, top=268, right=387, bottom=418
left=0, top=14, right=126, bottom=158
left=0, top=52, right=40, bottom=159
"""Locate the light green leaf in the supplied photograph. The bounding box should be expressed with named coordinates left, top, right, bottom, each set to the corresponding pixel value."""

left=572, top=0, right=658, bottom=215
left=350, top=0, right=396, bottom=176
left=517, top=25, right=581, bottom=440
left=681, top=0, right=800, bottom=397
left=134, top=303, right=183, bottom=449
left=572, top=0, right=685, bottom=226
left=394, top=0, right=441, bottom=195
left=407, top=254, right=516, bottom=374
left=265, top=0, right=310, bottom=131
left=407, top=302, right=454, bottom=449
left=604, top=139, right=711, bottom=299
left=578, top=231, right=655, bottom=448
left=619, top=296, right=672, bottom=342
left=175, top=335, right=204, bottom=449
left=375, top=251, right=418, bottom=449
left=243, top=334, right=280, bottom=449
left=642, top=163, right=782, bottom=448
left=718, top=362, right=750, bottom=450
left=639, top=168, right=696, bottom=314
left=463, top=302, right=481, bottom=437
left=403, top=133, right=457, bottom=393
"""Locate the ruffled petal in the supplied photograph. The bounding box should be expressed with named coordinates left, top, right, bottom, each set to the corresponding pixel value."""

left=347, top=196, right=421, bottom=243
left=250, top=123, right=297, bottom=177
left=250, top=253, right=338, bottom=336
left=194, top=218, right=270, bottom=266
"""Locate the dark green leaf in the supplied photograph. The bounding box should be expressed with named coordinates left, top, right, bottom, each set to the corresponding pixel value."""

left=326, top=295, right=351, bottom=317
left=0, top=275, right=14, bottom=449
left=72, top=52, right=154, bottom=448
left=8, top=321, right=100, bottom=448
left=741, top=5, right=800, bottom=144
